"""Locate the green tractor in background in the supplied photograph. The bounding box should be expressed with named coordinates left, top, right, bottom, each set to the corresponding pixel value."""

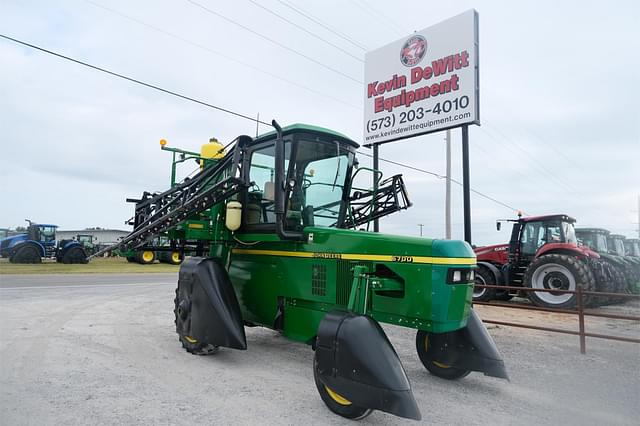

left=623, top=238, right=640, bottom=293
left=116, top=235, right=183, bottom=265
left=575, top=228, right=628, bottom=296
left=608, top=234, right=640, bottom=294
left=95, top=122, right=508, bottom=421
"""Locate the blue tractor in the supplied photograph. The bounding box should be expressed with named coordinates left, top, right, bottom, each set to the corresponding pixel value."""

left=0, top=220, right=87, bottom=264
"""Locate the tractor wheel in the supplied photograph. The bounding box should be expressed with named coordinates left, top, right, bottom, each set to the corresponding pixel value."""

left=12, top=245, right=41, bottom=264
left=126, top=256, right=136, bottom=263
left=524, top=254, right=594, bottom=309
left=136, top=250, right=156, bottom=265
left=62, top=247, right=88, bottom=264
left=473, top=267, right=496, bottom=302
left=312, top=355, right=373, bottom=420
left=173, top=287, right=218, bottom=355
left=167, top=251, right=183, bottom=265
left=415, top=330, right=470, bottom=380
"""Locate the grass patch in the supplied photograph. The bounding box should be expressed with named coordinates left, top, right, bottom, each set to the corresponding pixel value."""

left=0, top=256, right=180, bottom=274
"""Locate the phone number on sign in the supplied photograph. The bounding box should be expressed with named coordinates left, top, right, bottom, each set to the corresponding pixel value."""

left=366, top=96, right=470, bottom=132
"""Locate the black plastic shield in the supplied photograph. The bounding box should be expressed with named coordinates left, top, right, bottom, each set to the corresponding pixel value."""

left=177, top=257, right=247, bottom=350
left=427, top=309, right=509, bottom=379
left=315, top=311, right=421, bottom=420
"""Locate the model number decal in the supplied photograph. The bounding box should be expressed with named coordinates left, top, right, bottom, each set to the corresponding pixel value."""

left=313, top=252, right=342, bottom=259
left=392, top=256, right=414, bottom=263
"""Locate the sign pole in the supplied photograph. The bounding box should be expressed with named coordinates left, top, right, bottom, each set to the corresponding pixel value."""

left=373, top=143, right=380, bottom=232
left=461, top=125, right=471, bottom=244
left=445, top=129, right=452, bottom=239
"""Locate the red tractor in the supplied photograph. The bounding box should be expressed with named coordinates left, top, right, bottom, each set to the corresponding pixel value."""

left=473, top=214, right=613, bottom=308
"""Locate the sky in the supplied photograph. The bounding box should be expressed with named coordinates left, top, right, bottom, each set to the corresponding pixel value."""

left=1, top=0, right=638, bottom=246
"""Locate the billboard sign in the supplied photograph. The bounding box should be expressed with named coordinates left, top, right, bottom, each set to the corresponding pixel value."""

left=363, top=10, right=479, bottom=145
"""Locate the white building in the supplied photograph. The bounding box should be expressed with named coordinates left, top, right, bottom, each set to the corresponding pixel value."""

left=56, top=229, right=129, bottom=246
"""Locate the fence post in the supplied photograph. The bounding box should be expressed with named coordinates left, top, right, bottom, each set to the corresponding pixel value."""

left=577, top=286, right=586, bottom=354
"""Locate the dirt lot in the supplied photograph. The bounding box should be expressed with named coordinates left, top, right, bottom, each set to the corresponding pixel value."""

left=0, top=274, right=638, bottom=425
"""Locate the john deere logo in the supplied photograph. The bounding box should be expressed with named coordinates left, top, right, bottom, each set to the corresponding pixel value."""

left=400, top=35, right=427, bottom=66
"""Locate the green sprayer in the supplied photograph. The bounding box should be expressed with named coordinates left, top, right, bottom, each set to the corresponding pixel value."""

left=93, top=122, right=507, bottom=420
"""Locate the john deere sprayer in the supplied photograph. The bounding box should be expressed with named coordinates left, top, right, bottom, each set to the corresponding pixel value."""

left=94, top=122, right=507, bottom=420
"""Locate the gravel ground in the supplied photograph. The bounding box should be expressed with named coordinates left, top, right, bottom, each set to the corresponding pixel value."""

left=0, top=274, right=638, bottom=425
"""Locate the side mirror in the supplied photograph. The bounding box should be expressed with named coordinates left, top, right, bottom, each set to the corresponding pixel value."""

left=496, top=221, right=501, bottom=231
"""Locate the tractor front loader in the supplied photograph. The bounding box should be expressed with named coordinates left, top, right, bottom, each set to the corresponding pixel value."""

left=94, top=121, right=508, bottom=420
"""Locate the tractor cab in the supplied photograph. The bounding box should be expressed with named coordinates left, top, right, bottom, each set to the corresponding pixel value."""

left=607, top=234, right=627, bottom=257
left=503, top=214, right=589, bottom=286
left=575, top=228, right=610, bottom=253
left=509, top=215, right=579, bottom=260
left=26, top=221, right=57, bottom=246
left=624, top=238, right=640, bottom=257
left=241, top=124, right=358, bottom=238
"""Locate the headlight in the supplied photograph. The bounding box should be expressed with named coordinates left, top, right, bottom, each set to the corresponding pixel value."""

left=447, top=268, right=475, bottom=284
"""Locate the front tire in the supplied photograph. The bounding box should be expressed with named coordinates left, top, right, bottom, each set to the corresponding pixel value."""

left=524, top=254, right=594, bottom=309
left=173, top=287, right=218, bottom=355
left=136, top=250, right=156, bottom=265
left=473, top=267, right=496, bottom=302
left=415, top=330, right=470, bottom=380
left=312, top=355, right=373, bottom=420
left=62, top=247, right=88, bottom=264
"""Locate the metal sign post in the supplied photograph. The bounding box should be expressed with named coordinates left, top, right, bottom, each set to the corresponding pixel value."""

left=373, top=143, right=380, bottom=232
left=462, top=125, right=471, bottom=244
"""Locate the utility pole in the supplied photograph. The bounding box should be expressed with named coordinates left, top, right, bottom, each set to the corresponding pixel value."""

left=418, top=223, right=424, bottom=237
left=445, top=129, right=452, bottom=239
left=637, top=194, right=640, bottom=238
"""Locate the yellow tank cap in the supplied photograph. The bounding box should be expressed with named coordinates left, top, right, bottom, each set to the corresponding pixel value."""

left=201, top=137, right=225, bottom=160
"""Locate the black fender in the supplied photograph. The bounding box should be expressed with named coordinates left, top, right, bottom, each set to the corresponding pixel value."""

left=315, top=311, right=421, bottom=420
left=177, top=257, right=246, bottom=350
left=477, top=261, right=504, bottom=285
left=426, top=309, right=509, bottom=380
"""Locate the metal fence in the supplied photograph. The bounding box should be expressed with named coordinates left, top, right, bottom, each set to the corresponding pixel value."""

left=473, top=284, right=640, bottom=354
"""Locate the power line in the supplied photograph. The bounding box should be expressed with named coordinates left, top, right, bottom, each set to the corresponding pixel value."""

left=275, top=0, right=369, bottom=51
left=245, top=0, right=363, bottom=62
left=85, top=1, right=360, bottom=110
left=0, top=33, right=271, bottom=126
left=185, top=0, right=363, bottom=84
left=357, top=150, right=521, bottom=213
left=349, top=0, right=406, bottom=37
left=477, top=125, right=576, bottom=193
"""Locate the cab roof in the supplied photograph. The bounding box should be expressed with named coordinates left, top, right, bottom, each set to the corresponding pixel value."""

left=609, top=234, right=626, bottom=240
left=576, top=228, right=610, bottom=235
left=520, top=214, right=576, bottom=223
left=253, top=123, right=359, bottom=148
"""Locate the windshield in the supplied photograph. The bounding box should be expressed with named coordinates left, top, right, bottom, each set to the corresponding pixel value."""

left=609, top=238, right=626, bottom=255
left=285, top=138, right=353, bottom=230
left=625, top=241, right=640, bottom=256
left=39, top=226, right=56, bottom=243
left=520, top=220, right=576, bottom=255
left=576, top=231, right=607, bottom=252
left=244, top=136, right=354, bottom=231
left=562, top=222, right=578, bottom=245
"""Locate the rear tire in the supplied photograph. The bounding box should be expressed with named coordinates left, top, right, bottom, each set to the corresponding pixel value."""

left=12, top=245, right=41, bottom=264
left=524, top=254, right=594, bottom=309
left=473, top=267, right=496, bottom=302
left=313, top=355, right=373, bottom=420
left=415, top=330, right=470, bottom=380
